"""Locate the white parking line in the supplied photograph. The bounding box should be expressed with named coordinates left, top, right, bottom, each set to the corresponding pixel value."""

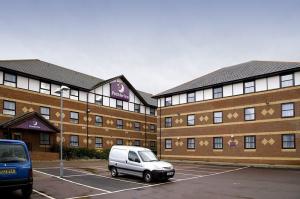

left=33, top=189, right=56, bottom=199
left=175, top=168, right=220, bottom=173
left=175, top=172, right=202, bottom=176
left=33, top=169, right=112, bottom=193
left=64, top=174, right=94, bottom=178
left=65, top=166, right=249, bottom=199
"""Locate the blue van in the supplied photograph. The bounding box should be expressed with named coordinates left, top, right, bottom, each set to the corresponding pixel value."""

left=0, top=139, right=33, bottom=198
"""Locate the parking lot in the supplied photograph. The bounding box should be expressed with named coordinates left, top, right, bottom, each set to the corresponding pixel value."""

left=3, top=160, right=300, bottom=199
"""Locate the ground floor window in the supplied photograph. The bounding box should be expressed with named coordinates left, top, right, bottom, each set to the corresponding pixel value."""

left=187, top=138, right=195, bottom=149
left=133, top=140, right=140, bottom=146
left=165, top=139, right=172, bottom=149
left=282, top=134, right=295, bottom=149
left=95, top=137, right=103, bottom=148
left=40, top=133, right=50, bottom=145
left=244, top=136, right=256, bottom=149
left=116, top=139, right=123, bottom=145
left=213, top=137, right=223, bottom=149
left=70, top=135, right=79, bottom=147
left=150, top=141, right=156, bottom=150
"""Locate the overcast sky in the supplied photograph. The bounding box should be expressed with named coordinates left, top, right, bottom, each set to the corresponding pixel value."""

left=0, top=0, right=300, bottom=94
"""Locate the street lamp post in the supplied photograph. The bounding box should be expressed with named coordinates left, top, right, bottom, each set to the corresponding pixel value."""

left=55, top=85, right=70, bottom=178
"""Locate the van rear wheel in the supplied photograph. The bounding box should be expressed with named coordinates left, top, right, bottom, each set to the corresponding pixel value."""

left=22, top=184, right=32, bottom=199
left=111, top=167, right=118, bottom=177
left=143, top=171, right=152, bottom=183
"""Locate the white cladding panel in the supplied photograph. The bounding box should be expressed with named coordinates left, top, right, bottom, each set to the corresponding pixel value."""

left=172, top=95, right=180, bottom=105
left=157, top=99, right=161, bottom=107
left=203, top=89, right=213, bottom=100
left=123, top=101, right=129, bottom=110
left=294, top=72, right=300, bottom=85
left=129, top=103, right=134, bottom=111
left=95, top=86, right=103, bottom=95
left=195, top=90, right=204, bottom=101
left=233, top=83, right=243, bottom=95
left=180, top=93, right=187, bottom=104
left=88, top=93, right=95, bottom=103
left=160, top=98, right=165, bottom=107
left=0, top=71, right=3, bottom=84
left=140, top=105, right=145, bottom=114
left=110, top=98, right=116, bottom=108
left=103, top=96, right=110, bottom=106
left=134, top=95, right=140, bottom=104
left=51, top=84, right=60, bottom=96
left=29, top=79, right=40, bottom=92
left=146, top=107, right=150, bottom=115
left=129, top=90, right=135, bottom=103
left=267, top=76, right=280, bottom=90
left=17, top=76, right=28, bottom=89
left=79, top=91, right=87, bottom=102
left=223, top=85, right=233, bottom=97
left=103, top=83, right=110, bottom=96
left=62, top=89, right=70, bottom=98
left=255, top=78, right=267, bottom=92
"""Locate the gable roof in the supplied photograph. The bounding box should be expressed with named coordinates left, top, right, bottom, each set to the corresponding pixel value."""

left=154, top=60, right=300, bottom=98
left=0, top=59, right=156, bottom=107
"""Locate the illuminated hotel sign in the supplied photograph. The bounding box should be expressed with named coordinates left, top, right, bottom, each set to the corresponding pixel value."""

left=110, top=82, right=130, bottom=101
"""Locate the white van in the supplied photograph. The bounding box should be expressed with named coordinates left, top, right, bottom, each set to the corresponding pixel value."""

left=108, top=145, right=175, bottom=182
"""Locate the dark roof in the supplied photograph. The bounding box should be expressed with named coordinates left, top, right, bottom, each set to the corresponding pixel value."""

left=154, top=60, right=300, bottom=98
left=0, top=59, right=156, bottom=107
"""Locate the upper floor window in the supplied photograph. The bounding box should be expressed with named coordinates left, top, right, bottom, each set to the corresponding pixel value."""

left=165, top=139, right=172, bottom=149
left=165, top=97, right=172, bottom=107
left=245, top=107, right=255, bottom=121
left=187, top=114, right=195, bottom=126
left=244, top=81, right=255, bottom=94
left=281, top=74, right=294, bottom=88
left=40, top=107, right=50, bottom=120
left=95, top=137, right=103, bottom=148
left=282, top=134, right=295, bottom=149
left=95, top=116, right=103, bottom=126
left=213, top=137, right=223, bottom=149
left=116, top=119, right=123, bottom=129
left=116, top=139, right=123, bottom=145
left=70, top=135, right=79, bottom=147
left=134, top=122, right=141, bottom=131
left=3, top=100, right=16, bottom=115
left=133, top=140, right=141, bottom=146
left=187, top=92, right=195, bottom=103
left=40, top=133, right=50, bottom=145
left=134, top=104, right=140, bottom=113
left=40, top=82, right=50, bottom=94
left=213, top=112, right=223, bottom=124
left=95, top=95, right=103, bottom=105
left=213, top=87, right=223, bottom=99
left=149, top=124, right=156, bottom=133
left=150, top=108, right=155, bottom=115
left=116, top=100, right=123, bottom=110
left=244, top=136, right=256, bottom=149
left=281, top=103, right=295, bottom=118
left=70, top=112, right=79, bottom=124
left=187, top=138, right=195, bottom=149
left=4, top=73, right=16, bottom=87
left=70, top=89, right=79, bottom=100
left=165, top=117, right=172, bottom=128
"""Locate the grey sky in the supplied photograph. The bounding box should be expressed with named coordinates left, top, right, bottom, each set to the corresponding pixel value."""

left=0, top=0, right=300, bottom=94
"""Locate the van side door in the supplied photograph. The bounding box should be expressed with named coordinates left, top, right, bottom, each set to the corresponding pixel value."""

left=126, top=151, right=143, bottom=177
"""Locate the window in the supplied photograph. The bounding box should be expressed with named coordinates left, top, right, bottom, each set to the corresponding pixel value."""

left=70, top=135, right=79, bottom=147
left=40, top=107, right=50, bottom=120
left=244, top=136, right=256, bottom=149
left=165, top=117, right=172, bottom=128
left=187, top=114, right=195, bottom=126
left=281, top=74, right=294, bottom=88
left=134, top=122, right=141, bottom=131
left=149, top=124, right=156, bottom=133
left=134, top=104, right=140, bottom=113
left=165, top=139, right=172, bottom=149
left=165, top=97, right=172, bottom=107
left=40, top=133, right=50, bottom=145
left=4, top=73, right=16, bottom=87
left=187, top=92, right=195, bottom=103
left=70, top=89, right=79, bottom=100
left=133, top=140, right=141, bottom=146
left=187, top=138, right=195, bottom=149
left=245, top=108, right=255, bottom=121
left=213, top=137, right=223, bottom=149
left=150, top=108, right=155, bottom=115
left=95, top=95, right=103, bottom=105
left=128, top=151, right=139, bottom=162
left=95, top=116, right=103, bottom=126
left=40, top=82, right=50, bottom=94
left=95, top=137, right=103, bottom=148
left=282, top=134, right=295, bottom=149
left=116, top=139, right=123, bottom=145
left=3, top=101, right=16, bottom=115
left=213, top=87, right=223, bottom=99
left=213, top=112, right=223, bottom=124
left=116, top=119, right=123, bottom=129
left=244, top=81, right=255, bottom=94
left=70, top=112, right=79, bottom=124
left=116, top=100, right=123, bottom=110
left=281, top=103, right=294, bottom=118
left=150, top=141, right=156, bottom=150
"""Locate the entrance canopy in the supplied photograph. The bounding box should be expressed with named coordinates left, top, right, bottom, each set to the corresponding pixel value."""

left=0, top=112, right=59, bottom=133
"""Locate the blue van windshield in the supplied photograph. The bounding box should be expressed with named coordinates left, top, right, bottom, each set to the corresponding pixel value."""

left=0, top=143, right=28, bottom=163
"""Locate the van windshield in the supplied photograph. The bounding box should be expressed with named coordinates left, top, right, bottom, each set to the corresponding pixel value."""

left=0, top=143, right=28, bottom=163
left=138, top=151, right=158, bottom=162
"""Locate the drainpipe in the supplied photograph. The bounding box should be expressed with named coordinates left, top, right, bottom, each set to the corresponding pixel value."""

left=159, top=106, right=162, bottom=159
left=86, top=93, right=89, bottom=149
left=144, top=106, right=147, bottom=148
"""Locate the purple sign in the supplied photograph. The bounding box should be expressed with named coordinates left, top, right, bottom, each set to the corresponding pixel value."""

left=110, top=82, right=129, bottom=101
left=13, top=118, right=56, bottom=132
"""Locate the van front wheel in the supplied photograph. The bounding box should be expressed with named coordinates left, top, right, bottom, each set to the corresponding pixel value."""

left=111, top=167, right=118, bottom=177
left=143, top=171, right=152, bottom=183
